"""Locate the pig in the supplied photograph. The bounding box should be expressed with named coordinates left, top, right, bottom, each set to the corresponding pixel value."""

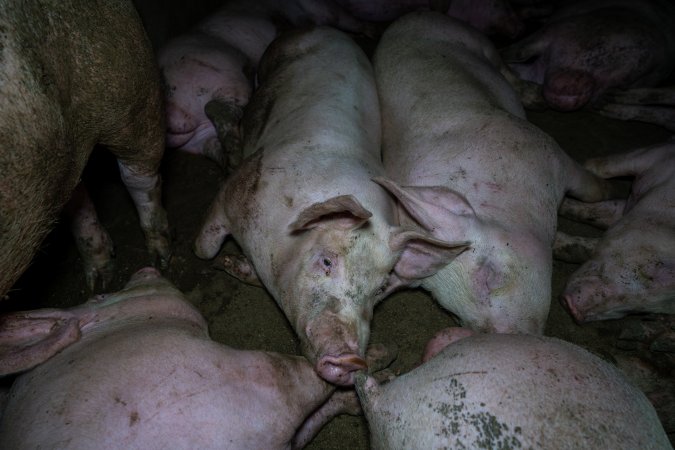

left=0, top=0, right=171, bottom=298
left=371, top=12, right=612, bottom=334
left=500, top=0, right=675, bottom=111
left=194, top=26, right=467, bottom=385
left=334, top=0, right=524, bottom=38
left=355, top=330, right=672, bottom=450
left=0, top=267, right=396, bottom=449
left=555, top=140, right=675, bottom=322
left=594, top=86, right=675, bottom=132
left=158, top=0, right=374, bottom=168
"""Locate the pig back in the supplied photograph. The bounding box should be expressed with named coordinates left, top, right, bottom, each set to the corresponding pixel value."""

left=360, top=333, right=671, bottom=450
left=242, top=26, right=381, bottom=161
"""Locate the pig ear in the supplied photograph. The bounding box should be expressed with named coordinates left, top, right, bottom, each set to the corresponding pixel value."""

left=0, top=311, right=81, bottom=376
left=390, top=229, right=470, bottom=283
left=194, top=187, right=232, bottom=259
left=289, top=195, right=373, bottom=232
left=373, top=177, right=475, bottom=237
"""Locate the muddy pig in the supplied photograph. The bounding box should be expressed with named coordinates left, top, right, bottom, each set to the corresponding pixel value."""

left=0, top=0, right=171, bottom=298
left=334, top=0, right=524, bottom=38
left=500, top=0, right=675, bottom=111
left=194, top=26, right=466, bottom=385
left=555, top=140, right=675, bottom=322
left=356, top=329, right=672, bottom=449
left=158, top=0, right=373, bottom=168
left=0, top=267, right=396, bottom=449
left=372, top=12, right=612, bottom=334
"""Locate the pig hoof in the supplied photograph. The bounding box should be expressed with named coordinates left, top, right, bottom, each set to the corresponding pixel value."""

left=317, top=353, right=368, bottom=386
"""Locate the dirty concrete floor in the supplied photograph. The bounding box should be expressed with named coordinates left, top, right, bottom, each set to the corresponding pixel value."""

left=3, top=103, right=672, bottom=448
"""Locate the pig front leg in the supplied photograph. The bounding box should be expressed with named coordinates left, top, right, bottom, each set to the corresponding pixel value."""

left=594, top=86, right=675, bottom=132
left=204, top=99, right=244, bottom=172
left=64, top=183, right=115, bottom=291
left=213, top=253, right=263, bottom=287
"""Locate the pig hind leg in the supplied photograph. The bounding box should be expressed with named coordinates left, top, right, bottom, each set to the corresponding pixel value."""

left=102, top=98, right=171, bottom=269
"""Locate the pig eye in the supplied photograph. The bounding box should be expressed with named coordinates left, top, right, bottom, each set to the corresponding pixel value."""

left=314, top=252, right=337, bottom=277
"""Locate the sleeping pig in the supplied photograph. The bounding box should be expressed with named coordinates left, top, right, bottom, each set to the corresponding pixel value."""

left=158, top=0, right=374, bottom=168
left=500, top=0, right=675, bottom=111
left=372, top=12, right=613, bottom=334
left=0, top=267, right=395, bottom=449
left=556, top=140, right=675, bottom=321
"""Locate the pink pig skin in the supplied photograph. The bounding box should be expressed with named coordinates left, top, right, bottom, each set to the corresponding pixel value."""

left=0, top=268, right=391, bottom=450
left=194, top=26, right=467, bottom=386
left=372, top=12, right=613, bottom=334
left=356, top=332, right=671, bottom=449
left=557, top=140, right=675, bottom=322
left=501, top=0, right=675, bottom=111
left=158, top=0, right=374, bottom=168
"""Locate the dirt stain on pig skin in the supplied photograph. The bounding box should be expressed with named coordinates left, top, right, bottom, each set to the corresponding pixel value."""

left=430, top=378, right=524, bottom=449
left=225, top=150, right=264, bottom=227
left=129, top=411, right=140, bottom=427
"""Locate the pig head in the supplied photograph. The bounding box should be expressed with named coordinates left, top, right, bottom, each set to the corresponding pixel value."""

left=372, top=12, right=613, bottom=334
left=501, top=0, right=675, bottom=111
left=560, top=141, right=675, bottom=322
left=194, top=27, right=467, bottom=385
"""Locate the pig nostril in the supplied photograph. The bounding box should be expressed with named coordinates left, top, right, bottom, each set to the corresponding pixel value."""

left=317, top=354, right=368, bottom=386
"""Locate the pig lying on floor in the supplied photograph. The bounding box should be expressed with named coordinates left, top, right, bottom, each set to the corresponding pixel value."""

left=500, top=0, right=675, bottom=112
left=555, top=139, right=675, bottom=321
left=0, top=267, right=395, bottom=449
left=356, top=328, right=672, bottom=450
left=195, top=26, right=464, bottom=386
left=158, top=0, right=373, bottom=168
left=372, top=12, right=613, bottom=334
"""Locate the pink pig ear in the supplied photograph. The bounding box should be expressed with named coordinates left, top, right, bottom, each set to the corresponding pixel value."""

left=289, top=195, right=373, bottom=232
left=0, top=311, right=81, bottom=376
left=390, top=229, right=470, bottom=283
left=373, top=177, right=474, bottom=239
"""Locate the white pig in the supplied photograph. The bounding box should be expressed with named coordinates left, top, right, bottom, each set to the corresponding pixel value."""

left=194, top=26, right=466, bottom=385
left=0, top=267, right=396, bottom=449
left=356, top=330, right=672, bottom=449
left=158, top=0, right=374, bottom=168
left=372, top=12, right=613, bottom=334
left=556, top=140, right=675, bottom=321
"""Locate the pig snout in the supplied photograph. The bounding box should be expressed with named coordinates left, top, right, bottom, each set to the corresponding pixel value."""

left=561, top=272, right=622, bottom=323
left=303, top=304, right=369, bottom=386
left=129, top=266, right=162, bottom=283
left=544, top=70, right=596, bottom=111
left=317, top=353, right=368, bottom=386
